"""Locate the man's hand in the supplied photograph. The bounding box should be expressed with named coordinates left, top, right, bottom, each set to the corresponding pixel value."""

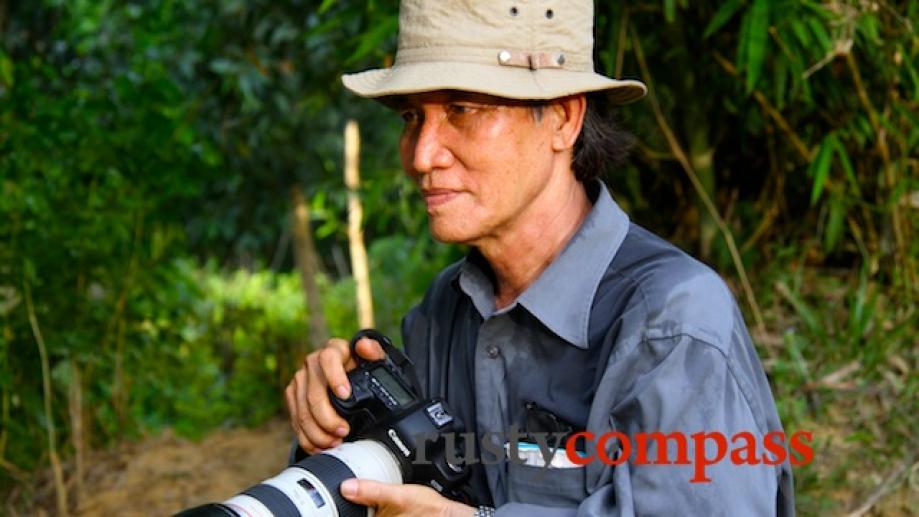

left=340, top=479, right=475, bottom=517
left=284, top=337, right=385, bottom=454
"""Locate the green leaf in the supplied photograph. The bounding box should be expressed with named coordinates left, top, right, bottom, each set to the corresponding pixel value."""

left=831, top=139, right=860, bottom=196
left=774, top=55, right=788, bottom=110
left=789, top=19, right=811, bottom=49
left=318, top=0, right=337, bottom=15
left=806, top=17, right=832, bottom=54
left=664, top=0, right=676, bottom=23
left=824, top=192, right=845, bottom=253
left=855, top=12, right=881, bottom=44
left=345, top=16, right=398, bottom=65
left=898, top=48, right=919, bottom=107
left=735, top=5, right=751, bottom=70
left=0, top=50, right=13, bottom=89
left=209, top=58, right=239, bottom=75
left=703, top=0, right=745, bottom=39
left=743, top=0, right=770, bottom=93
left=892, top=102, right=919, bottom=149
left=808, top=133, right=835, bottom=205
left=779, top=285, right=822, bottom=339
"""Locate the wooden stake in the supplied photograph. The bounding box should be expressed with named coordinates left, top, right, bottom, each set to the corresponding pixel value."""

left=344, top=120, right=374, bottom=329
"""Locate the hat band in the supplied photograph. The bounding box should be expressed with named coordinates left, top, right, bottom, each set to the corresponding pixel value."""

left=393, top=46, right=592, bottom=72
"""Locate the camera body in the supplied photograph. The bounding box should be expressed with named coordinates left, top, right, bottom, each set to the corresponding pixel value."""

left=176, top=329, right=470, bottom=517
left=330, top=329, right=469, bottom=501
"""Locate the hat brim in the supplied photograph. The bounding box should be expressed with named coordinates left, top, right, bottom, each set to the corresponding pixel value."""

left=342, top=62, right=647, bottom=105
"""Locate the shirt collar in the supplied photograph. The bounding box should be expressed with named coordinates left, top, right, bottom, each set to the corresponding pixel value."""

left=455, top=180, right=630, bottom=348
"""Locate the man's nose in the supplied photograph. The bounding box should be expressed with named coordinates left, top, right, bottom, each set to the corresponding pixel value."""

left=411, top=115, right=454, bottom=174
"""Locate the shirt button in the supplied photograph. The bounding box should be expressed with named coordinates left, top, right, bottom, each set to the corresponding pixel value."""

left=486, top=345, right=499, bottom=358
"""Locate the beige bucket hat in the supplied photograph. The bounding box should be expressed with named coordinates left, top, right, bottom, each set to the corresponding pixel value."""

left=342, top=0, right=647, bottom=104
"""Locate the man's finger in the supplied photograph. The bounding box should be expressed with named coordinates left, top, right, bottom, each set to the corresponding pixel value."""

left=292, top=367, right=310, bottom=432
left=318, top=345, right=351, bottom=399
left=339, top=479, right=405, bottom=508
left=287, top=369, right=322, bottom=451
left=304, top=355, right=349, bottom=442
left=354, top=338, right=386, bottom=362
left=326, top=338, right=356, bottom=370
left=284, top=381, right=300, bottom=433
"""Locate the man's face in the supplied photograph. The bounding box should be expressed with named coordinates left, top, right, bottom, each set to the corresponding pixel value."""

left=395, top=91, right=561, bottom=246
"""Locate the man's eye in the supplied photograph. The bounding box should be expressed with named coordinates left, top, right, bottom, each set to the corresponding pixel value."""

left=401, top=110, right=419, bottom=124
left=448, top=104, right=474, bottom=115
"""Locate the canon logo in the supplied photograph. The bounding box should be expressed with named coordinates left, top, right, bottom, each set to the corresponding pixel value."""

left=388, top=429, right=411, bottom=457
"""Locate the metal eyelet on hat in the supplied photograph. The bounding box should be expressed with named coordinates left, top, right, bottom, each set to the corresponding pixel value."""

left=510, top=6, right=518, bottom=16
left=545, top=9, right=554, bottom=19
left=497, top=49, right=566, bottom=69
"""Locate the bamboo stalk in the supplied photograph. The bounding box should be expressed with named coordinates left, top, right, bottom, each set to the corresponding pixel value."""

left=344, top=120, right=374, bottom=329
left=632, top=32, right=768, bottom=345
left=846, top=53, right=915, bottom=293
left=23, top=277, right=69, bottom=516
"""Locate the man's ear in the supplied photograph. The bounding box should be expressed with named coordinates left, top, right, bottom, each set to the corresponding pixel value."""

left=548, top=94, right=587, bottom=153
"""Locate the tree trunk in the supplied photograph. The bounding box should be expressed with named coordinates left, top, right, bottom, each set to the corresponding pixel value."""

left=344, top=120, right=374, bottom=329
left=290, top=185, right=329, bottom=350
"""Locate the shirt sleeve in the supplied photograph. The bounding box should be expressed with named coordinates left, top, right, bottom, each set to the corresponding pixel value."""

left=494, top=334, right=789, bottom=517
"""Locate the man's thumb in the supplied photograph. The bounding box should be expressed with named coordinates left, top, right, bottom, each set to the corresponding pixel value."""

left=339, top=478, right=387, bottom=505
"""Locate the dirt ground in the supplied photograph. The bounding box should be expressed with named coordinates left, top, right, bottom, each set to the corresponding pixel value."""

left=18, top=418, right=294, bottom=517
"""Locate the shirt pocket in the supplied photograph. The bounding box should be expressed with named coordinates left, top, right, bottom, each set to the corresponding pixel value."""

left=506, top=462, right=587, bottom=507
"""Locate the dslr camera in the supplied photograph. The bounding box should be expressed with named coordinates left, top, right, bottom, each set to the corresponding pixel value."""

left=176, top=329, right=469, bottom=517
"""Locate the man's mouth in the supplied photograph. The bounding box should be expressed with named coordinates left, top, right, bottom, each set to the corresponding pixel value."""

left=422, top=189, right=461, bottom=209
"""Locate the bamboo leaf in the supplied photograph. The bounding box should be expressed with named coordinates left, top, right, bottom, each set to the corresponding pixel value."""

left=735, top=5, right=752, bottom=70
left=744, top=0, right=770, bottom=93
left=777, top=282, right=823, bottom=339
left=831, top=139, right=860, bottom=196
left=892, top=102, right=919, bottom=148
left=345, top=16, right=398, bottom=65
left=900, top=46, right=919, bottom=102
left=808, top=133, right=836, bottom=205
left=704, top=0, right=745, bottom=39
left=806, top=17, right=832, bottom=54
left=664, top=0, right=676, bottom=23
left=774, top=55, right=788, bottom=110
left=855, top=12, right=881, bottom=44
left=790, top=19, right=811, bottom=49
left=318, top=0, right=336, bottom=15
left=0, top=50, right=13, bottom=89
left=824, top=192, right=845, bottom=253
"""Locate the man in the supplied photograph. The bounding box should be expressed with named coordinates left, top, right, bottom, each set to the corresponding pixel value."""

left=286, top=1, right=794, bottom=515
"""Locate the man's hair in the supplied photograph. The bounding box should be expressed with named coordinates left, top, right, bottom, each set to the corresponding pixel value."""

left=572, top=92, right=634, bottom=182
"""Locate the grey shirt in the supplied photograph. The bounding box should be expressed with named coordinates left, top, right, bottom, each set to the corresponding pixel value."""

left=402, top=181, right=794, bottom=516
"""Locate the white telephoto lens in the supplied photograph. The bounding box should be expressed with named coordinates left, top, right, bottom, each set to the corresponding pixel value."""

left=323, top=440, right=403, bottom=485
left=221, top=439, right=403, bottom=517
